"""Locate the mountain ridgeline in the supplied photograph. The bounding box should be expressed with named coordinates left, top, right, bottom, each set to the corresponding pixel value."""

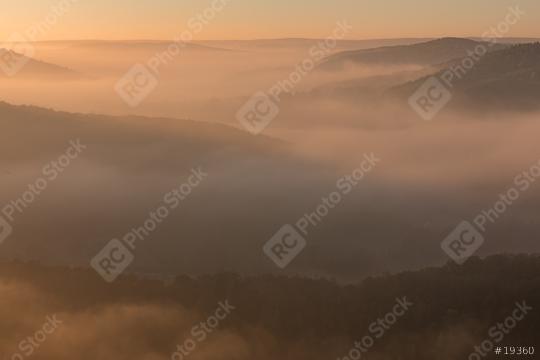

left=390, top=42, right=540, bottom=110
left=319, top=38, right=508, bottom=70
left=0, top=49, right=81, bottom=79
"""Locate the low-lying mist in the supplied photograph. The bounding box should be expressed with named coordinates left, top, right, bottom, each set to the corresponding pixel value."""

left=1, top=93, right=539, bottom=280
left=0, top=40, right=428, bottom=121
left=1, top=255, right=538, bottom=360
left=1, top=40, right=540, bottom=280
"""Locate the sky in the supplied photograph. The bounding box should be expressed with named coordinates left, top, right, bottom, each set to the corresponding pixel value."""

left=1, top=0, right=539, bottom=41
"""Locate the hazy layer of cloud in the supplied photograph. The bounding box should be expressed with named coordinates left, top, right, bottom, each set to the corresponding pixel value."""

left=1, top=40, right=540, bottom=281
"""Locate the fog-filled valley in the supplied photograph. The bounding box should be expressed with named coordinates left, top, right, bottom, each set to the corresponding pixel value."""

left=2, top=38, right=540, bottom=279
left=1, top=25, right=540, bottom=358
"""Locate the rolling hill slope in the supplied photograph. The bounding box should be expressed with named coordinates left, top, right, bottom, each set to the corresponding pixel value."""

left=320, top=37, right=507, bottom=70
left=0, top=49, right=81, bottom=79
left=391, top=43, right=540, bottom=110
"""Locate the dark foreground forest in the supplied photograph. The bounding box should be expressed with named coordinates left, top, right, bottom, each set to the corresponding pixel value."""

left=0, top=255, right=538, bottom=359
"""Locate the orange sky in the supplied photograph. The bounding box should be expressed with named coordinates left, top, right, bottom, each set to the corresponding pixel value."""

left=1, top=0, right=539, bottom=41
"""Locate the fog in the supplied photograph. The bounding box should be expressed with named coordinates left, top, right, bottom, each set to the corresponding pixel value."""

left=1, top=40, right=540, bottom=281
left=0, top=40, right=428, bottom=120
left=1, top=38, right=540, bottom=360
left=2, top=256, right=536, bottom=360
left=1, top=108, right=539, bottom=280
left=0, top=266, right=512, bottom=360
left=0, top=279, right=241, bottom=359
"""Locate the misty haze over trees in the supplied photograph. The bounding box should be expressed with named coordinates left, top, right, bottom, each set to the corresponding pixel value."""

left=1, top=4, right=540, bottom=355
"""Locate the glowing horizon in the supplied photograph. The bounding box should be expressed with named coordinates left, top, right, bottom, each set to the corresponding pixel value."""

left=1, top=0, right=539, bottom=42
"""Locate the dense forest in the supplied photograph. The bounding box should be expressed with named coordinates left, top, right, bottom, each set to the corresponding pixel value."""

left=1, top=254, right=538, bottom=359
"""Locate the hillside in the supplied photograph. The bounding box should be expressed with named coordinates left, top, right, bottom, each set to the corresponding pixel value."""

left=0, top=254, right=538, bottom=359
left=320, top=37, right=507, bottom=70
left=391, top=43, right=540, bottom=110
left=0, top=100, right=285, bottom=169
left=0, top=49, right=81, bottom=79
left=0, top=101, right=328, bottom=281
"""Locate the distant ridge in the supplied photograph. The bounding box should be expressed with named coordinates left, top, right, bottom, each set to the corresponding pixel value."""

left=56, top=40, right=236, bottom=52
left=0, top=49, right=81, bottom=78
left=320, top=37, right=508, bottom=69
left=390, top=43, right=540, bottom=110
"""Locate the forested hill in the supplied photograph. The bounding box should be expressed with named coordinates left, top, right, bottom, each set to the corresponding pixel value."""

left=0, top=254, right=538, bottom=359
